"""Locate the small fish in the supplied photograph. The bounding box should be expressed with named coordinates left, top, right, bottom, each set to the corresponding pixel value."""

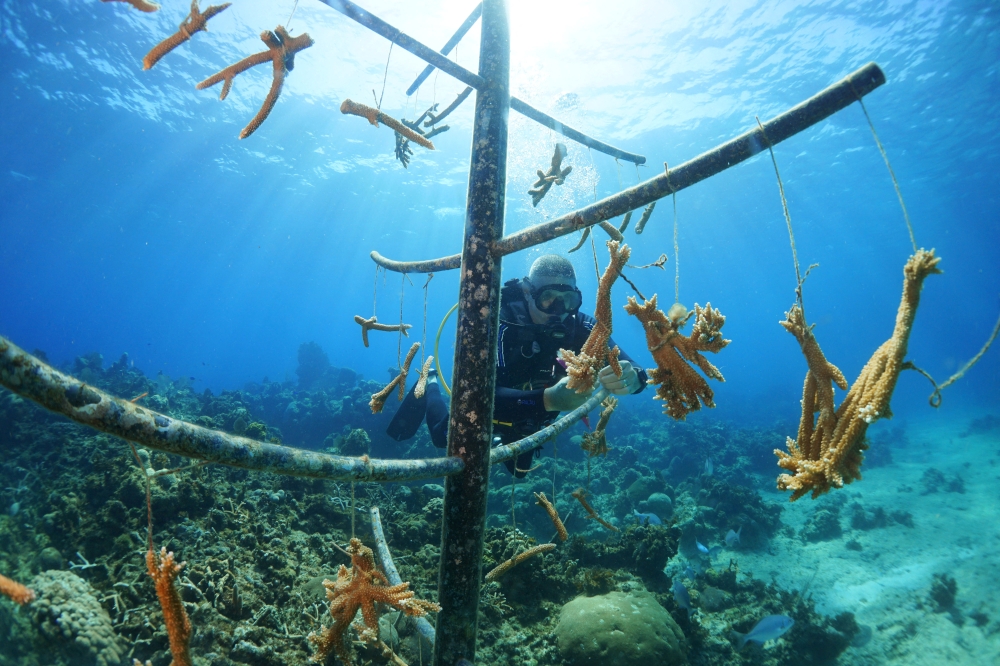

left=632, top=509, right=662, bottom=525
left=672, top=578, right=693, bottom=617
left=733, top=615, right=795, bottom=649
left=704, top=457, right=714, bottom=476
left=7, top=502, right=19, bottom=517
left=726, top=526, right=743, bottom=547
left=696, top=539, right=722, bottom=559
left=683, top=565, right=698, bottom=580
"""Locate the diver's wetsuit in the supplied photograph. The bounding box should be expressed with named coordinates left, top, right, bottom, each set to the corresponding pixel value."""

left=388, top=279, right=648, bottom=477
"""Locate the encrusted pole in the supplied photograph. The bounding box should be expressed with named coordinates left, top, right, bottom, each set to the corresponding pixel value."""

left=433, top=0, right=509, bottom=663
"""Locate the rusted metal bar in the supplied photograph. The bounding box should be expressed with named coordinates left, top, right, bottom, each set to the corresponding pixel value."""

left=490, top=389, right=608, bottom=465
left=370, top=62, right=887, bottom=274
left=370, top=507, right=438, bottom=645
left=318, top=0, right=644, bottom=163
left=0, top=336, right=464, bottom=483
left=406, top=3, right=482, bottom=96
left=432, top=1, right=509, bottom=663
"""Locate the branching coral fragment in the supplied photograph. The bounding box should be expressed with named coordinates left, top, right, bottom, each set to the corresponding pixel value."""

left=102, top=0, right=160, bottom=13
left=146, top=547, right=192, bottom=666
left=354, top=315, right=412, bottom=348
left=196, top=25, right=313, bottom=139
left=562, top=241, right=631, bottom=392
left=0, top=572, right=35, bottom=605
left=571, top=487, right=619, bottom=532
left=534, top=492, right=568, bottom=542
left=579, top=396, right=617, bottom=457
left=529, top=143, right=572, bottom=206
left=625, top=295, right=730, bottom=420
left=142, top=0, right=230, bottom=70
left=341, top=99, right=435, bottom=150
left=414, top=355, right=434, bottom=399
left=308, top=538, right=439, bottom=666
left=775, top=249, right=942, bottom=500
left=634, top=201, right=657, bottom=234
left=484, top=543, right=557, bottom=582
left=369, top=343, right=420, bottom=413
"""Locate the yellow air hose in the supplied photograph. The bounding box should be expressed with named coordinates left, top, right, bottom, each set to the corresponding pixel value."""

left=434, top=303, right=459, bottom=396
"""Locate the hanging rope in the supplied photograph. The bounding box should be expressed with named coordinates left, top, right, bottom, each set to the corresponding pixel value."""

left=397, top=272, right=406, bottom=367
left=286, top=0, right=300, bottom=29
left=849, top=82, right=918, bottom=253
left=421, top=273, right=434, bottom=364
left=906, top=303, right=1000, bottom=407
left=372, top=265, right=380, bottom=317
left=756, top=116, right=808, bottom=309
left=377, top=41, right=394, bottom=111
left=673, top=193, right=680, bottom=303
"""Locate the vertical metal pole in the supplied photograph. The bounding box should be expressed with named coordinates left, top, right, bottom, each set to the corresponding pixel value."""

left=433, top=0, right=509, bottom=664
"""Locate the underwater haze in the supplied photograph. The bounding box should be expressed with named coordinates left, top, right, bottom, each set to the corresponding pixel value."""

left=1, top=1, right=999, bottom=666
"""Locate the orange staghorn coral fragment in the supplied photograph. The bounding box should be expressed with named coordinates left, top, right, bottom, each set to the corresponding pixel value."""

left=197, top=25, right=313, bottom=139
left=353, top=315, right=412, bottom=348
left=625, top=295, right=730, bottom=421
left=369, top=343, right=420, bottom=413
left=0, top=572, right=35, bottom=605
left=579, top=396, right=617, bottom=457
left=485, top=543, right=557, bottom=582
left=146, top=547, right=192, bottom=666
left=340, top=99, right=435, bottom=150
left=142, top=0, right=230, bottom=70
left=534, top=492, right=568, bottom=541
left=102, top=0, right=160, bottom=13
left=571, top=487, right=619, bottom=532
left=561, top=240, right=630, bottom=393
left=308, top=538, right=439, bottom=666
left=776, top=250, right=941, bottom=501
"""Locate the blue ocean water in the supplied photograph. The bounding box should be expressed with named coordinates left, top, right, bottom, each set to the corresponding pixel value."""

left=1, top=1, right=999, bottom=665
left=2, top=0, right=997, bottom=423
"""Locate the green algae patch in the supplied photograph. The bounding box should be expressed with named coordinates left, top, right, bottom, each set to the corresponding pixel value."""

left=555, top=589, right=687, bottom=666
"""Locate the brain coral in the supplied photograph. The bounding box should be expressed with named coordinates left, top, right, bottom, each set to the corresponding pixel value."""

left=555, top=589, right=687, bottom=666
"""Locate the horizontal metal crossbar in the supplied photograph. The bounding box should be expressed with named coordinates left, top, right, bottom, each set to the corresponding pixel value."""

left=371, top=62, right=887, bottom=274
left=1, top=335, right=600, bottom=483
left=318, top=0, right=645, bottom=164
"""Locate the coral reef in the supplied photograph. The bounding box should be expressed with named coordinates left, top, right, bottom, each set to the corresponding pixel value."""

left=196, top=25, right=314, bottom=139
left=563, top=241, right=631, bottom=392
left=625, top=296, right=729, bottom=420
left=30, top=570, right=125, bottom=666
left=775, top=249, right=942, bottom=500
left=340, top=99, right=436, bottom=150
left=353, top=315, right=412, bottom=348
left=142, top=1, right=231, bottom=70
left=529, top=143, right=572, bottom=206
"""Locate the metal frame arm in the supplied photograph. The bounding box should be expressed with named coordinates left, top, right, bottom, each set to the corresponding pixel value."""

left=406, top=3, right=483, bottom=96
left=318, top=0, right=644, bottom=164
left=371, top=62, right=886, bottom=274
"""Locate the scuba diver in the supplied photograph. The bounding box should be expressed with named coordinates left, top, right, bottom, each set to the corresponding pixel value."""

left=387, top=254, right=648, bottom=477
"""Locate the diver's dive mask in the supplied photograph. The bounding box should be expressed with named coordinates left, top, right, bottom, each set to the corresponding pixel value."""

left=528, top=283, right=583, bottom=316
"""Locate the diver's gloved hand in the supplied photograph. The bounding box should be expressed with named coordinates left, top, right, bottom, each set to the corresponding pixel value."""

left=598, top=360, right=641, bottom=395
left=543, top=376, right=594, bottom=412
